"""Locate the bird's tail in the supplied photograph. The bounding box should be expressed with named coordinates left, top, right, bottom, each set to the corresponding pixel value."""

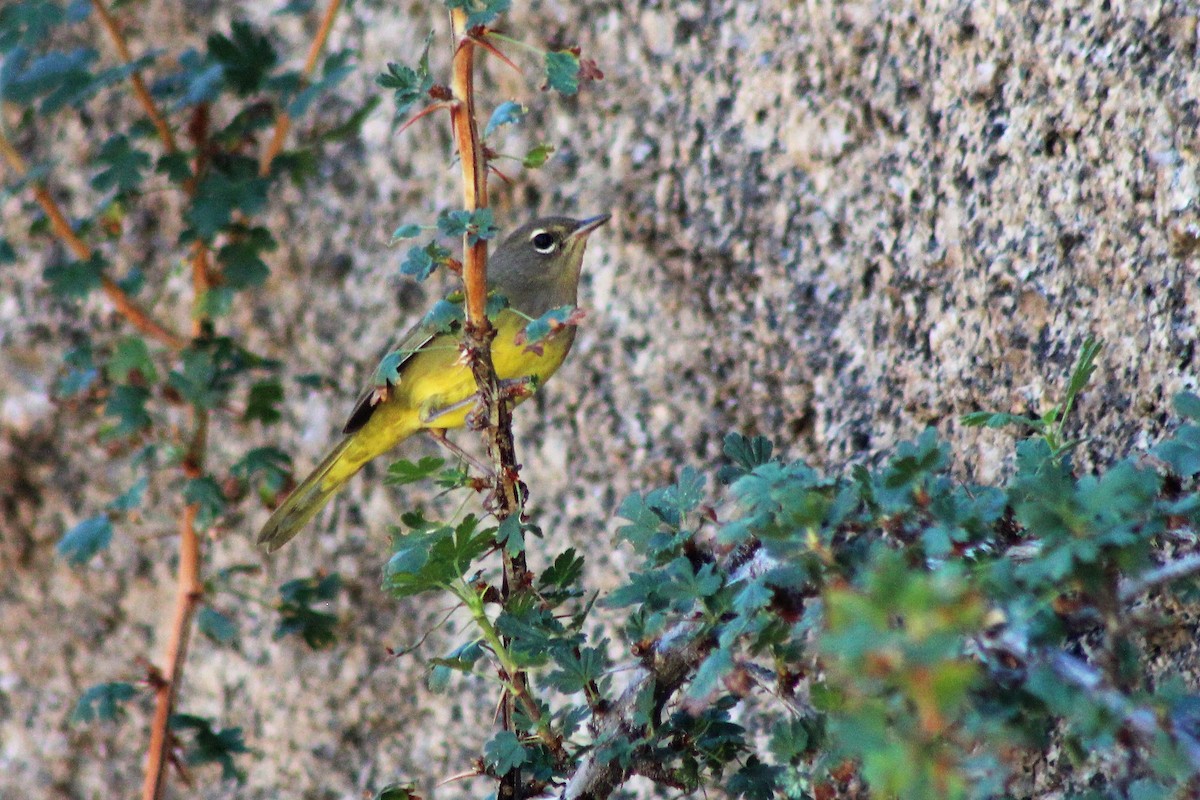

left=257, top=437, right=362, bottom=553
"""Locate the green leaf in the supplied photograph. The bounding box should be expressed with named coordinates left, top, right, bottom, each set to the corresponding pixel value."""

left=168, top=347, right=221, bottom=408
left=170, top=714, right=248, bottom=782
left=547, top=645, right=607, bottom=695
left=243, top=379, right=284, bottom=425
left=185, top=160, right=270, bottom=241
left=496, top=514, right=524, bottom=556
left=184, top=476, right=226, bottom=529
left=106, top=336, right=157, bottom=383
left=384, top=456, right=446, bottom=486
left=401, top=241, right=451, bottom=281
left=287, top=49, right=355, bottom=117
left=377, top=32, right=434, bottom=120
left=72, top=682, right=136, bottom=723
left=446, top=0, right=511, bottom=27
left=44, top=252, right=106, bottom=298
left=217, top=227, right=276, bottom=289
left=544, top=50, right=580, bottom=95
left=522, top=142, right=554, bottom=168
left=57, top=515, right=113, bottom=566
left=2, top=46, right=98, bottom=111
left=960, top=410, right=1044, bottom=431
left=484, top=730, right=527, bottom=776
left=688, top=647, right=734, bottom=699
left=484, top=100, right=526, bottom=136
left=438, top=208, right=499, bottom=245
left=231, top=446, right=292, bottom=500
left=276, top=574, right=341, bottom=649
left=104, top=384, right=152, bottom=438
left=91, top=134, right=151, bottom=194
left=207, top=21, right=277, bottom=95
left=372, top=783, right=419, bottom=800
left=390, top=223, right=423, bottom=244
left=1175, top=391, right=1200, bottom=421
left=0, top=2, right=67, bottom=50
left=198, top=606, right=238, bottom=645
left=58, top=344, right=99, bottom=396
left=726, top=756, right=782, bottom=800
left=539, top=549, right=584, bottom=589
left=519, top=305, right=578, bottom=347
left=107, top=476, right=148, bottom=513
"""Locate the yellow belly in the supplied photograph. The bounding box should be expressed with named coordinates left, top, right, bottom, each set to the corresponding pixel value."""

left=341, top=309, right=575, bottom=470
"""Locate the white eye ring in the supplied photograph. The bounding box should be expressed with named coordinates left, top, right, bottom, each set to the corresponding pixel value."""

left=530, top=230, right=557, bottom=254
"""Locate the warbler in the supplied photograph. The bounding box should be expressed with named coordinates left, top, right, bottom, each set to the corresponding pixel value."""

left=257, top=214, right=609, bottom=552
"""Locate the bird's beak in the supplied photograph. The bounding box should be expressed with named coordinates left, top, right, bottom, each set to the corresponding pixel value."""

left=569, top=214, right=611, bottom=240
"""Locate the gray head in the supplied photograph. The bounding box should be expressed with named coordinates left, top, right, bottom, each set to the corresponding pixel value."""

left=488, top=214, right=610, bottom=316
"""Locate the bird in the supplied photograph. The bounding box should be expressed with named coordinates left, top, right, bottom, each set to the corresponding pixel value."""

left=256, top=213, right=609, bottom=552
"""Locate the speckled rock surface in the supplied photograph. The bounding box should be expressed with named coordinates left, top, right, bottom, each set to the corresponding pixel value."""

left=2, top=1, right=1198, bottom=797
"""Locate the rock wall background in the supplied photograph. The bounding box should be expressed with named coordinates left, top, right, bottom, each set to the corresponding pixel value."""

left=2, top=0, right=1198, bottom=797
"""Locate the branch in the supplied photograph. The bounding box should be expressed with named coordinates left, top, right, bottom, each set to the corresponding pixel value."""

left=448, top=10, right=531, bottom=800
left=559, top=549, right=778, bottom=800
left=260, top=0, right=343, bottom=176
left=560, top=623, right=710, bottom=800
left=1118, top=552, right=1200, bottom=603
left=91, top=0, right=178, bottom=153
left=0, top=133, right=188, bottom=349
left=140, top=501, right=204, bottom=800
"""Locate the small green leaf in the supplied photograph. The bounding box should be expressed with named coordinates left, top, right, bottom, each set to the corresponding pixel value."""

left=372, top=783, right=419, bottom=800
left=390, top=223, right=423, bottom=244
left=276, top=574, right=341, bottom=649
left=484, top=730, right=527, bottom=776
left=518, top=305, right=579, bottom=347
left=106, top=336, right=157, bottom=383
left=198, top=606, right=238, bottom=645
left=44, top=252, right=106, bottom=298
left=58, top=344, right=99, bottom=397
left=244, top=379, right=284, bottom=425
left=72, top=682, right=136, bottom=723
left=446, top=0, right=511, bottom=27
left=401, top=241, right=451, bottom=281
left=385, top=456, right=446, bottom=486
left=484, top=100, right=526, bottom=137
left=57, top=516, right=113, bottom=566
left=377, top=32, right=434, bottom=120
left=539, top=549, right=584, bottom=589
left=217, top=228, right=276, bottom=290
left=544, top=50, right=580, bottom=95
left=438, top=208, right=498, bottom=245
left=207, top=20, right=277, bottom=95
left=522, top=142, right=554, bottom=168
left=184, top=476, right=226, bottom=529
left=104, top=384, right=152, bottom=438
left=92, top=134, right=151, bottom=194
left=170, top=714, right=248, bottom=782
left=107, top=476, right=148, bottom=513
left=1175, top=391, right=1200, bottom=421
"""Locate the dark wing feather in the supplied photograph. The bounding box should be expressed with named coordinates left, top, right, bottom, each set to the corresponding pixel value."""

left=340, top=317, right=446, bottom=435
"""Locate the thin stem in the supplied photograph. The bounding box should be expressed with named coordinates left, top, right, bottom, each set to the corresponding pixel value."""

left=91, top=0, right=178, bottom=153
left=1, top=133, right=188, bottom=349
left=260, top=0, right=343, bottom=176
left=484, top=31, right=544, bottom=56
left=140, top=500, right=203, bottom=800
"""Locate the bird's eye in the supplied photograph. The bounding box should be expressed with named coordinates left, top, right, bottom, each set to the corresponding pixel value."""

left=531, top=230, right=557, bottom=253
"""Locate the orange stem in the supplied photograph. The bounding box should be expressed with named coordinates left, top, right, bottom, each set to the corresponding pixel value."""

left=260, top=0, right=343, bottom=176
left=450, top=16, right=489, bottom=327
left=91, top=0, right=178, bottom=153
left=140, top=501, right=203, bottom=800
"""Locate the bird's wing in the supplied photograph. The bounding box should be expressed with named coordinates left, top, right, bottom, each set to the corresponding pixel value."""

left=340, top=314, right=454, bottom=435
